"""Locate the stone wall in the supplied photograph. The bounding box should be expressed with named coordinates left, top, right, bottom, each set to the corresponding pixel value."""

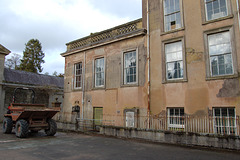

left=56, top=121, right=240, bottom=150
left=0, top=54, right=5, bottom=82
left=0, top=48, right=9, bottom=122
left=100, top=126, right=240, bottom=150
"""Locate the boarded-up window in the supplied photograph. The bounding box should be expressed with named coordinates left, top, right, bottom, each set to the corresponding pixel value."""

left=126, top=112, right=135, bottom=128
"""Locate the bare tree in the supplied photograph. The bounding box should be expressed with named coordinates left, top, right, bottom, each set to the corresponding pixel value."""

left=5, top=53, right=21, bottom=69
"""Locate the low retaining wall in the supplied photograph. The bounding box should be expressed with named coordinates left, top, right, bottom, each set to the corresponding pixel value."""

left=56, top=121, right=95, bottom=132
left=57, top=121, right=77, bottom=131
left=100, top=126, right=240, bottom=150
left=56, top=122, right=240, bottom=150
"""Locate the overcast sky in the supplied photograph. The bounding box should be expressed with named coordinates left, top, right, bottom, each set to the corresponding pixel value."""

left=1, top=0, right=142, bottom=75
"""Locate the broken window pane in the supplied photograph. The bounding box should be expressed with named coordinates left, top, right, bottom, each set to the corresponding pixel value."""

left=164, top=0, right=182, bottom=32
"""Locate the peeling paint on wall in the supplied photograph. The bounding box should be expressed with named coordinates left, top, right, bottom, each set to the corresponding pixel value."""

left=217, top=78, right=240, bottom=97
left=154, top=110, right=166, bottom=117
left=186, top=48, right=203, bottom=64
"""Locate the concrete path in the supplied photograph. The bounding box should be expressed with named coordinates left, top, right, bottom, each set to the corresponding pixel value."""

left=0, top=127, right=239, bottom=160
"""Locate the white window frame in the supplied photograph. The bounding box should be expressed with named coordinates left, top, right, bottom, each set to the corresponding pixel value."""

left=163, top=0, right=183, bottom=32
left=74, top=62, right=82, bottom=89
left=94, top=57, right=105, bottom=88
left=123, top=50, right=138, bottom=85
left=204, top=27, right=238, bottom=80
left=167, top=108, right=185, bottom=129
left=204, top=0, right=229, bottom=21
left=207, top=31, right=234, bottom=77
left=213, top=107, right=236, bottom=135
left=165, top=41, right=184, bottom=80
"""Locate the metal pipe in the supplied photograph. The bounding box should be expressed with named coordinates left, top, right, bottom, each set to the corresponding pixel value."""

left=81, top=52, right=86, bottom=120
left=147, top=0, right=150, bottom=115
left=237, top=0, right=240, bottom=32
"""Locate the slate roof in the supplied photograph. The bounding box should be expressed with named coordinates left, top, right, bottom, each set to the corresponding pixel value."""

left=4, top=68, right=64, bottom=89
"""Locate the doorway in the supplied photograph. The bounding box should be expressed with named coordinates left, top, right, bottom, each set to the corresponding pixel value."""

left=93, top=107, right=103, bottom=129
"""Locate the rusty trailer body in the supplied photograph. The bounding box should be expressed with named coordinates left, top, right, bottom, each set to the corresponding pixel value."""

left=2, top=88, right=60, bottom=138
left=8, top=103, right=60, bottom=130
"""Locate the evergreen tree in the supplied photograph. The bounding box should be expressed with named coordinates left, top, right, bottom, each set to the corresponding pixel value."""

left=18, top=39, right=45, bottom=73
left=52, top=71, right=58, bottom=76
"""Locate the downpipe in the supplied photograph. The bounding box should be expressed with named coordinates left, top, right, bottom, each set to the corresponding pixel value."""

left=147, top=0, right=151, bottom=128
left=82, top=52, right=86, bottom=120
left=237, top=0, right=240, bottom=32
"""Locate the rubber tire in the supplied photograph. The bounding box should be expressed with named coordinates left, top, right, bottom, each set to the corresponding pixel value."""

left=2, top=117, right=13, bottom=134
left=15, top=119, right=29, bottom=138
left=45, top=119, right=57, bottom=136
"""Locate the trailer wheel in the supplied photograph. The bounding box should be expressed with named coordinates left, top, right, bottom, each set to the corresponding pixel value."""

left=45, top=119, right=57, bottom=136
left=2, top=117, right=13, bottom=134
left=15, top=119, right=29, bottom=138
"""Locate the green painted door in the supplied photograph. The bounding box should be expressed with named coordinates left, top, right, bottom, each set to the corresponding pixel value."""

left=94, top=107, right=103, bottom=126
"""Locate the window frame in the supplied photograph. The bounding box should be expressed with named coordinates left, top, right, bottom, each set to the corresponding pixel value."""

left=201, top=0, right=233, bottom=24
left=162, top=37, right=187, bottom=83
left=93, top=57, right=105, bottom=89
left=122, top=49, right=139, bottom=86
left=74, top=62, right=83, bottom=90
left=167, top=107, right=185, bottom=129
left=213, top=107, right=236, bottom=135
left=161, top=0, right=184, bottom=34
left=204, top=26, right=238, bottom=80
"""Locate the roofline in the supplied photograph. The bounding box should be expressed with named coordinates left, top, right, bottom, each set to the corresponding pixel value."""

left=3, top=68, right=64, bottom=89
left=4, top=67, right=64, bottom=79
left=0, top=82, right=64, bottom=91
left=66, top=18, right=142, bottom=46
left=0, top=44, right=11, bottom=55
left=61, top=28, right=146, bottom=57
